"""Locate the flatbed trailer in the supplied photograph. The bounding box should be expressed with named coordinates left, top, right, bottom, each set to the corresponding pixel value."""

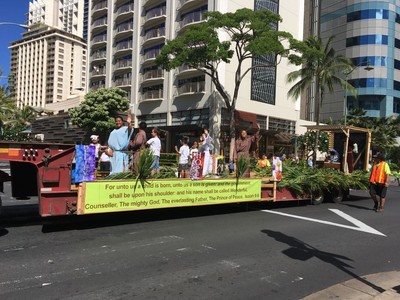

left=0, top=141, right=310, bottom=217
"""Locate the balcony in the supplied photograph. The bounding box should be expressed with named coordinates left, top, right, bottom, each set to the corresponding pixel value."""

left=141, top=68, right=163, bottom=83
left=141, top=89, right=163, bottom=101
left=92, top=50, right=107, bottom=61
left=176, top=64, right=204, bottom=77
left=92, top=17, right=108, bottom=33
left=114, top=21, right=133, bottom=38
left=115, top=40, right=133, bottom=54
left=142, top=48, right=161, bottom=64
left=91, top=67, right=106, bottom=77
left=142, top=26, right=165, bottom=46
left=115, top=2, right=134, bottom=18
left=92, top=17, right=107, bottom=27
left=176, top=81, right=205, bottom=95
left=114, top=77, right=132, bottom=87
left=114, top=59, right=132, bottom=71
left=177, top=0, right=206, bottom=11
left=143, top=5, right=166, bottom=27
left=91, top=33, right=107, bottom=45
left=92, top=0, right=108, bottom=17
left=177, top=9, right=206, bottom=32
left=91, top=81, right=105, bottom=90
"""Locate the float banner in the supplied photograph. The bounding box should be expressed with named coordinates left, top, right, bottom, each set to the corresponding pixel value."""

left=78, top=179, right=262, bottom=214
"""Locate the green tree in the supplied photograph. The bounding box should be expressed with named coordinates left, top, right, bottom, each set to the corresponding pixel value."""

left=0, top=86, right=16, bottom=122
left=69, top=88, right=130, bottom=141
left=287, top=36, right=356, bottom=154
left=155, top=8, right=294, bottom=159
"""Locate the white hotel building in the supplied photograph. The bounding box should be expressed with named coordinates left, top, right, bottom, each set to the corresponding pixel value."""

left=88, top=0, right=309, bottom=153
left=9, top=0, right=88, bottom=110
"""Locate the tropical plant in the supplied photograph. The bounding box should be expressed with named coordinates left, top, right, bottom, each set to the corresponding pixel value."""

left=296, top=130, right=330, bottom=157
left=347, top=108, right=400, bottom=152
left=277, top=164, right=369, bottom=197
left=287, top=36, right=356, bottom=154
left=133, top=148, right=154, bottom=191
left=156, top=8, right=294, bottom=159
left=69, top=88, right=130, bottom=141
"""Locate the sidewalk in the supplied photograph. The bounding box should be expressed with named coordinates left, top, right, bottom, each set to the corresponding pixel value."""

left=303, top=271, right=400, bottom=299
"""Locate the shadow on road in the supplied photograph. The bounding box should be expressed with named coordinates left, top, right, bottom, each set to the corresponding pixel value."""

left=0, top=227, right=8, bottom=237
left=261, top=229, right=386, bottom=294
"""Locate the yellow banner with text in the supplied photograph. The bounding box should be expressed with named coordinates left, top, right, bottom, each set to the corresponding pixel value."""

left=79, top=179, right=262, bottom=214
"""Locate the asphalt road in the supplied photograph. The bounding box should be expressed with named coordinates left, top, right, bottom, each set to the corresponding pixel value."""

left=1, top=184, right=399, bottom=299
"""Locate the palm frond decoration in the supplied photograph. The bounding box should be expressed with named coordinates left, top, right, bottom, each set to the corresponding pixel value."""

left=134, top=148, right=154, bottom=192
left=235, top=156, right=249, bottom=191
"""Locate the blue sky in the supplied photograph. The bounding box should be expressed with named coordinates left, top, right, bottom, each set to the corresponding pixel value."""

left=0, top=0, right=30, bottom=84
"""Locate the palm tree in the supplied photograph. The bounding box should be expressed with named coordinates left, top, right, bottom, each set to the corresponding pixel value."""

left=287, top=36, right=356, bottom=154
left=0, top=86, right=16, bottom=121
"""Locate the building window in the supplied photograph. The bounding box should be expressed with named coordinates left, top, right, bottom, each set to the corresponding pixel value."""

left=268, top=117, right=295, bottom=134
left=138, top=113, right=167, bottom=127
left=346, top=35, right=388, bottom=47
left=251, top=0, right=278, bottom=105
left=393, top=97, right=400, bottom=114
left=347, top=9, right=389, bottom=22
left=348, top=78, right=387, bottom=88
left=171, top=109, right=209, bottom=126
left=352, top=56, right=386, bottom=67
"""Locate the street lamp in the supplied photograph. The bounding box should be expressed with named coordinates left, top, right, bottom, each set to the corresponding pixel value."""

left=0, top=22, right=29, bottom=29
left=344, top=60, right=374, bottom=126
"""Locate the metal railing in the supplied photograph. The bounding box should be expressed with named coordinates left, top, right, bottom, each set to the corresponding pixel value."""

left=145, top=6, right=166, bottom=21
left=93, top=1, right=107, bottom=11
left=142, top=89, right=163, bottom=100
left=144, top=27, right=165, bottom=40
left=177, top=81, right=205, bottom=94
left=142, top=68, right=163, bottom=80
left=115, top=40, right=133, bottom=50
left=92, top=17, right=107, bottom=27
left=116, top=22, right=133, bottom=33
left=114, top=59, right=132, bottom=69
left=116, top=2, right=134, bottom=15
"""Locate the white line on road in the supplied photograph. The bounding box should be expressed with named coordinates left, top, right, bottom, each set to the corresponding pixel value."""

left=262, top=209, right=386, bottom=236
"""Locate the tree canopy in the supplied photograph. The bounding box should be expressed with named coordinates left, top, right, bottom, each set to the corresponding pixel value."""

left=287, top=36, right=356, bottom=125
left=347, top=108, right=400, bottom=152
left=156, top=8, right=295, bottom=158
left=69, top=88, right=130, bottom=140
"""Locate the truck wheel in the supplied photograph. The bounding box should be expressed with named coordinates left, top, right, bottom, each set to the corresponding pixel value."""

left=311, top=192, right=324, bottom=205
left=331, top=189, right=347, bottom=203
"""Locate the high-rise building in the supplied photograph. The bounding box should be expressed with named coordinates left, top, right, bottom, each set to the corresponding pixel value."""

left=9, top=23, right=87, bottom=109
left=28, top=0, right=88, bottom=39
left=88, top=0, right=308, bottom=152
left=304, top=0, right=400, bottom=121
left=7, top=0, right=89, bottom=111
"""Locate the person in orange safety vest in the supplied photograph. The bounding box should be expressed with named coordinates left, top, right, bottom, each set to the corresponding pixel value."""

left=369, top=152, right=391, bottom=212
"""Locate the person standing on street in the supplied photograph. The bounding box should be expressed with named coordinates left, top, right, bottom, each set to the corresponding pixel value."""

left=369, top=152, right=391, bottom=212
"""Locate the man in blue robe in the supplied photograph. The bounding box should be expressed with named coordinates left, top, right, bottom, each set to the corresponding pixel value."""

left=108, top=115, right=133, bottom=174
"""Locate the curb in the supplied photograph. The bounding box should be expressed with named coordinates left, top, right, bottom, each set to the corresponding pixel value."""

left=303, top=271, right=400, bottom=299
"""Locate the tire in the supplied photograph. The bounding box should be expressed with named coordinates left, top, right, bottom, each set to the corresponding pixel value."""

left=311, top=191, right=324, bottom=205
left=331, top=189, right=344, bottom=203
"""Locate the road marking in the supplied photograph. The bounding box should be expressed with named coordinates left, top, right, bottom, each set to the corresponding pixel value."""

left=262, top=209, right=386, bottom=236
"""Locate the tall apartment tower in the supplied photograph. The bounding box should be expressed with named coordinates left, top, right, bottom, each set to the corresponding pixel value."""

left=305, top=0, right=400, bottom=121
left=88, top=0, right=307, bottom=152
left=9, top=24, right=87, bottom=109
left=8, top=0, right=89, bottom=110
left=28, top=0, right=88, bottom=39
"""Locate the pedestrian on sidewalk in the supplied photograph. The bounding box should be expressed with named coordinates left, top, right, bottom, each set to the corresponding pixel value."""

left=369, top=152, right=391, bottom=212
